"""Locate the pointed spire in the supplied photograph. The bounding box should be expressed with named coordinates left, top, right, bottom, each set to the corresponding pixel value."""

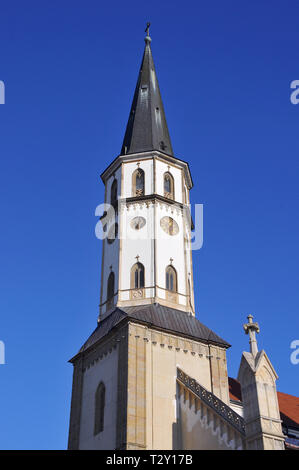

left=121, top=24, right=174, bottom=157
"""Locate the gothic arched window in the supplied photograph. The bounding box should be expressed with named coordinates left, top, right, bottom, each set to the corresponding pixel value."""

left=164, top=172, right=174, bottom=200
left=131, top=262, right=145, bottom=289
left=107, top=271, right=115, bottom=302
left=166, top=265, right=177, bottom=292
left=132, top=168, right=145, bottom=197
left=107, top=223, right=118, bottom=244
left=94, top=382, right=105, bottom=435
left=110, top=179, right=118, bottom=206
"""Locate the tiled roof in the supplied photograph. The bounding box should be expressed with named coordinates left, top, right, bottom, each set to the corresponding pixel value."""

left=228, top=377, right=299, bottom=429
left=71, top=304, right=230, bottom=360
left=277, top=391, right=299, bottom=429
left=228, top=377, right=242, bottom=402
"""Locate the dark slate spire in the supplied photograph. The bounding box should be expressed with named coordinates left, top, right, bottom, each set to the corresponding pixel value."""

left=121, top=26, right=174, bottom=157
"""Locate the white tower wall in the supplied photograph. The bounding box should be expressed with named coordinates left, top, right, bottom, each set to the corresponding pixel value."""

left=99, top=153, right=194, bottom=316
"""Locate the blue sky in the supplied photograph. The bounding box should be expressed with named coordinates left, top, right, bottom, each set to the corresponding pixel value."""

left=0, top=0, right=298, bottom=450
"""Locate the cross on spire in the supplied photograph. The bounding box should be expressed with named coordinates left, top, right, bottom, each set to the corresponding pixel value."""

left=145, top=22, right=151, bottom=36
left=135, top=255, right=140, bottom=262
left=144, top=22, right=152, bottom=45
left=243, top=314, right=260, bottom=357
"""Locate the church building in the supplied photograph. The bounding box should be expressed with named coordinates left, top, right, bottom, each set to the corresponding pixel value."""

left=68, top=27, right=299, bottom=451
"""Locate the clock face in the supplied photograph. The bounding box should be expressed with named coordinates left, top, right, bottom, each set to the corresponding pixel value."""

left=131, top=216, right=146, bottom=230
left=160, top=216, right=179, bottom=236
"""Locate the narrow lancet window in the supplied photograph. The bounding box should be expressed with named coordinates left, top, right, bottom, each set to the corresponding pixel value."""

left=166, top=265, right=177, bottom=292
left=164, top=172, right=174, bottom=199
left=132, top=169, right=145, bottom=196
left=107, top=271, right=115, bottom=302
left=94, top=382, right=105, bottom=435
left=131, top=262, right=145, bottom=289
left=111, top=179, right=118, bottom=206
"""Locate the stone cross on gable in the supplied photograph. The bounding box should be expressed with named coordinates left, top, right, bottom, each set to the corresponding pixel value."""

left=243, top=314, right=260, bottom=357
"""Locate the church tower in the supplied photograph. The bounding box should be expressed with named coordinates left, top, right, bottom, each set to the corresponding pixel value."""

left=68, top=27, right=231, bottom=450
left=98, top=26, right=194, bottom=317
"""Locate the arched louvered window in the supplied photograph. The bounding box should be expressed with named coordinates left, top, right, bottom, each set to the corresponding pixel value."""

left=164, top=172, right=174, bottom=200
left=131, top=262, right=145, bottom=289
left=110, top=179, right=118, bottom=206
left=132, top=168, right=145, bottom=197
left=166, top=265, right=177, bottom=292
left=94, top=382, right=105, bottom=435
left=107, top=271, right=115, bottom=302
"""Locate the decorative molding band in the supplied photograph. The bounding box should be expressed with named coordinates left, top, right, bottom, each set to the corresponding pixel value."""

left=128, top=323, right=210, bottom=356
left=121, top=193, right=191, bottom=215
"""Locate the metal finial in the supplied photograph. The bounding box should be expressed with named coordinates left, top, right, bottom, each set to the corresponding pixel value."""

left=145, top=22, right=152, bottom=44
